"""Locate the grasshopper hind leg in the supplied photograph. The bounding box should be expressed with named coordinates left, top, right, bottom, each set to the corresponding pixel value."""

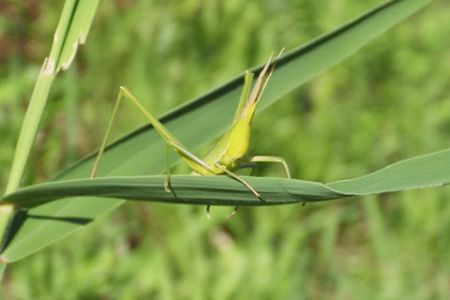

left=214, top=163, right=261, bottom=198
left=211, top=163, right=257, bottom=219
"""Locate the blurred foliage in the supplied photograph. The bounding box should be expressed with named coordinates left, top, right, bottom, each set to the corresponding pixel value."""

left=1, top=0, right=450, bottom=299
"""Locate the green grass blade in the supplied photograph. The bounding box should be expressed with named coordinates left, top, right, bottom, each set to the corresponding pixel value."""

left=0, top=0, right=432, bottom=262
left=5, top=72, right=54, bottom=195
left=56, top=0, right=100, bottom=71
left=5, top=0, right=100, bottom=195
left=1, top=176, right=337, bottom=209
left=0, top=0, right=100, bottom=269
left=327, top=148, right=450, bottom=194
left=2, top=148, right=449, bottom=211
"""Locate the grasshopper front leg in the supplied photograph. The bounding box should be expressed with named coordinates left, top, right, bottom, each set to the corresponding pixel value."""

left=249, top=156, right=291, bottom=178
left=224, top=156, right=292, bottom=218
left=249, top=155, right=305, bottom=205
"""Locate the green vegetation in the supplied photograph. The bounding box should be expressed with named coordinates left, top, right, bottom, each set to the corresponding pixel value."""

left=0, top=0, right=449, bottom=298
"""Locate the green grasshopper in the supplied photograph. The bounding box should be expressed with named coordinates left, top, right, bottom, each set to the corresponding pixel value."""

left=91, top=50, right=290, bottom=217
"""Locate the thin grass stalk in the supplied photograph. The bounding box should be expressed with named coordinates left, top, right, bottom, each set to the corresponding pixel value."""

left=0, top=0, right=100, bottom=267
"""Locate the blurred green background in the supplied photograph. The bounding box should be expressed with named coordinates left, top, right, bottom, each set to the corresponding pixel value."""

left=1, top=0, right=450, bottom=299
